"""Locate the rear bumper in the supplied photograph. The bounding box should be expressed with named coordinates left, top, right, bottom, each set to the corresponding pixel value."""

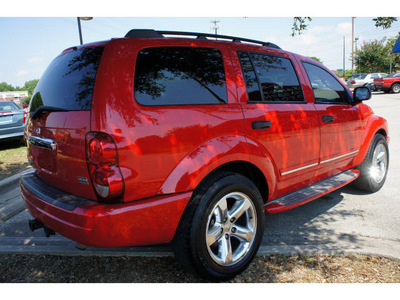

left=0, top=125, right=25, bottom=140
left=21, top=173, right=192, bottom=248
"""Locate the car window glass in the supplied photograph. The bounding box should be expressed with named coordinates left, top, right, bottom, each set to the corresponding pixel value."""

left=237, top=51, right=262, bottom=101
left=0, top=102, right=20, bottom=111
left=134, top=47, right=227, bottom=105
left=30, top=47, right=104, bottom=113
left=303, top=62, right=348, bottom=104
left=247, top=52, right=305, bottom=102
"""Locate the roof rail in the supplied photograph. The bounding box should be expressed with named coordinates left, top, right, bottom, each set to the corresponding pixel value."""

left=124, top=29, right=281, bottom=49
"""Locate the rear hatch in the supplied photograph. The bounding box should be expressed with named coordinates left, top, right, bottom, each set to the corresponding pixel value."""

left=26, top=45, right=104, bottom=200
left=0, top=101, right=25, bottom=132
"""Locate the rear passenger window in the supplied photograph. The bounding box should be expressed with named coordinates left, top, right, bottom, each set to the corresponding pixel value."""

left=134, top=47, right=227, bottom=105
left=238, top=51, right=305, bottom=103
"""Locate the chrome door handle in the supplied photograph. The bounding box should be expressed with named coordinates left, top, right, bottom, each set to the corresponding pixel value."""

left=28, top=136, right=56, bottom=151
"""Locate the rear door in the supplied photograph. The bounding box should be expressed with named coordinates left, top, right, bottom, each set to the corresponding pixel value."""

left=233, top=47, right=320, bottom=198
left=26, top=46, right=105, bottom=200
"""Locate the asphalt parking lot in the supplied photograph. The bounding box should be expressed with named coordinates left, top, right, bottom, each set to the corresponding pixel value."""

left=0, top=91, right=399, bottom=259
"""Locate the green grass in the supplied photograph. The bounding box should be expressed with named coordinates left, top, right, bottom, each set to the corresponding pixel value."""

left=0, top=139, right=30, bottom=181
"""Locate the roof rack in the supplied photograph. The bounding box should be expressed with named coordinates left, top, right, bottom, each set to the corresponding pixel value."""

left=124, top=29, right=281, bottom=49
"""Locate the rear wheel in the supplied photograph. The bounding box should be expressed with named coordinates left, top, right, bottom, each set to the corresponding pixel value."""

left=353, top=134, right=389, bottom=193
left=173, top=172, right=265, bottom=281
left=391, top=83, right=400, bottom=93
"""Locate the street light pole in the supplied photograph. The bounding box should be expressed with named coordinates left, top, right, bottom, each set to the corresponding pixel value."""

left=77, top=17, right=93, bottom=45
left=77, top=17, right=83, bottom=45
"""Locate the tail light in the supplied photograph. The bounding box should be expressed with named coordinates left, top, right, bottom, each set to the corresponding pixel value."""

left=86, top=132, right=125, bottom=201
left=23, top=112, right=27, bottom=124
left=350, top=80, right=356, bottom=84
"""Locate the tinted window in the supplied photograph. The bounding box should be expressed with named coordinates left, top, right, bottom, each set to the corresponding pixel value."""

left=303, top=62, right=348, bottom=103
left=240, top=52, right=304, bottom=102
left=134, top=47, right=227, bottom=105
left=238, top=51, right=262, bottom=101
left=30, top=47, right=104, bottom=113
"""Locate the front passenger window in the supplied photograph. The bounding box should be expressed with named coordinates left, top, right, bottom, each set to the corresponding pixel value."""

left=303, top=62, right=348, bottom=104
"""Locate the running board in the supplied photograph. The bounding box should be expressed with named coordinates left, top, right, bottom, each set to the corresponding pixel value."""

left=265, top=170, right=359, bottom=214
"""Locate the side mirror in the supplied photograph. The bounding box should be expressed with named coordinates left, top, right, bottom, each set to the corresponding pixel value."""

left=353, top=86, right=371, bottom=102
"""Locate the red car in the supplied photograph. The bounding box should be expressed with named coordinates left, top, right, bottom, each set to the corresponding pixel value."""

left=373, top=72, right=400, bottom=93
left=21, top=30, right=389, bottom=281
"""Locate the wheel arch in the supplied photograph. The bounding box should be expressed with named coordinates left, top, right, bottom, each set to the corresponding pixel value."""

left=353, top=115, right=389, bottom=166
left=199, top=161, right=270, bottom=204
left=157, top=134, right=274, bottom=203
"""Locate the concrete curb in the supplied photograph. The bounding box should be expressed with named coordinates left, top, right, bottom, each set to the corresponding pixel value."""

left=0, top=198, right=26, bottom=225
left=0, top=168, right=33, bottom=189
left=0, top=168, right=32, bottom=224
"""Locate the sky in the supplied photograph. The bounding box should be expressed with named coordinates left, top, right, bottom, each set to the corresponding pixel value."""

left=1, top=1, right=400, bottom=88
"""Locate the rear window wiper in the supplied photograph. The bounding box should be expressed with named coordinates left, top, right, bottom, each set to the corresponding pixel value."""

left=31, top=106, right=67, bottom=120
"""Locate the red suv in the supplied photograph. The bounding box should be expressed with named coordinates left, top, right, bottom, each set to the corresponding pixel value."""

left=21, top=30, right=389, bottom=281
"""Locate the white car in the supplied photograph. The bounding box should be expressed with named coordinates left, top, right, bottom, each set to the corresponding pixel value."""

left=347, top=73, right=388, bottom=89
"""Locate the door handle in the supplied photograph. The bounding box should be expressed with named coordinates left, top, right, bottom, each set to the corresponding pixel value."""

left=322, top=116, right=335, bottom=124
left=252, top=120, right=272, bottom=130
left=28, top=136, right=57, bottom=151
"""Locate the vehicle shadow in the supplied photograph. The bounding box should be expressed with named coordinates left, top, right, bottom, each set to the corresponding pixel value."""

left=264, top=186, right=366, bottom=250
left=0, top=139, right=25, bottom=151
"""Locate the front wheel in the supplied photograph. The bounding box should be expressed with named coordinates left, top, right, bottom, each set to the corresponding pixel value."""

left=353, top=134, right=389, bottom=193
left=173, top=172, right=265, bottom=281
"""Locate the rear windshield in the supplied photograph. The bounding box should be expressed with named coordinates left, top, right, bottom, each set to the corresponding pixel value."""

left=30, top=47, right=104, bottom=113
left=0, top=101, right=21, bottom=111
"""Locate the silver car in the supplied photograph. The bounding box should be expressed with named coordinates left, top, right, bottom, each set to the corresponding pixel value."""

left=347, top=73, right=388, bottom=89
left=0, top=101, right=27, bottom=142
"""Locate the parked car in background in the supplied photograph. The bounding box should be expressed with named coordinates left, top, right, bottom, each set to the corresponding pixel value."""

left=0, top=100, right=27, bottom=142
left=374, top=72, right=400, bottom=93
left=347, top=73, right=388, bottom=89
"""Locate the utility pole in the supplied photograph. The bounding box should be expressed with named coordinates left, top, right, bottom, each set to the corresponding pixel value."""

left=211, top=20, right=220, bottom=36
left=351, top=17, right=354, bottom=75
left=343, top=36, right=346, bottom=79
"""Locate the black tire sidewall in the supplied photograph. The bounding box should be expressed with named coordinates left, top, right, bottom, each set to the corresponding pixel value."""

left=392, top=83, right=400, bottom=93
left=359, top=134, right=389, bottom=192
left=190, top=174, right=264, bottom=280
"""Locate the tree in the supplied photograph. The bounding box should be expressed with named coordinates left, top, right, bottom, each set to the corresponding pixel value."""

left=354, top=38, right=390, bottom=73
left=292, top=17, right=398, bottom=36
left=385, top=35, right=400, bottom=72
left=308, top=56, right=323, bottom=64
left=22, top=79, right=39, bottom=96
left=354, top=35, right=400, bottom=73
left=0, top=82, right=16, bottom=92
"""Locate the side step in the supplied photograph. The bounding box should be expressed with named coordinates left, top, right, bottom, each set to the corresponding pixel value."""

left=265, top=170, right=359, bottom=214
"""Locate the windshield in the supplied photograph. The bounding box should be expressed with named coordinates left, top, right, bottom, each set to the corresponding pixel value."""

left=30, top=47, right=104, bottom=113
left=388, top=73, right=400, bottom=78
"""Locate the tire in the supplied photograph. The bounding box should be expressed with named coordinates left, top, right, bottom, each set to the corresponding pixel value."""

left=353, top=134, right=389, bottom=193
left=173, top=172, right=265, bottom=281
left=391, top=83, right=400, bottom=94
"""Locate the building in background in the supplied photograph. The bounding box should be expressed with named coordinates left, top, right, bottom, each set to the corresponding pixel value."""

left=0, top=91, right=28, bottom=107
